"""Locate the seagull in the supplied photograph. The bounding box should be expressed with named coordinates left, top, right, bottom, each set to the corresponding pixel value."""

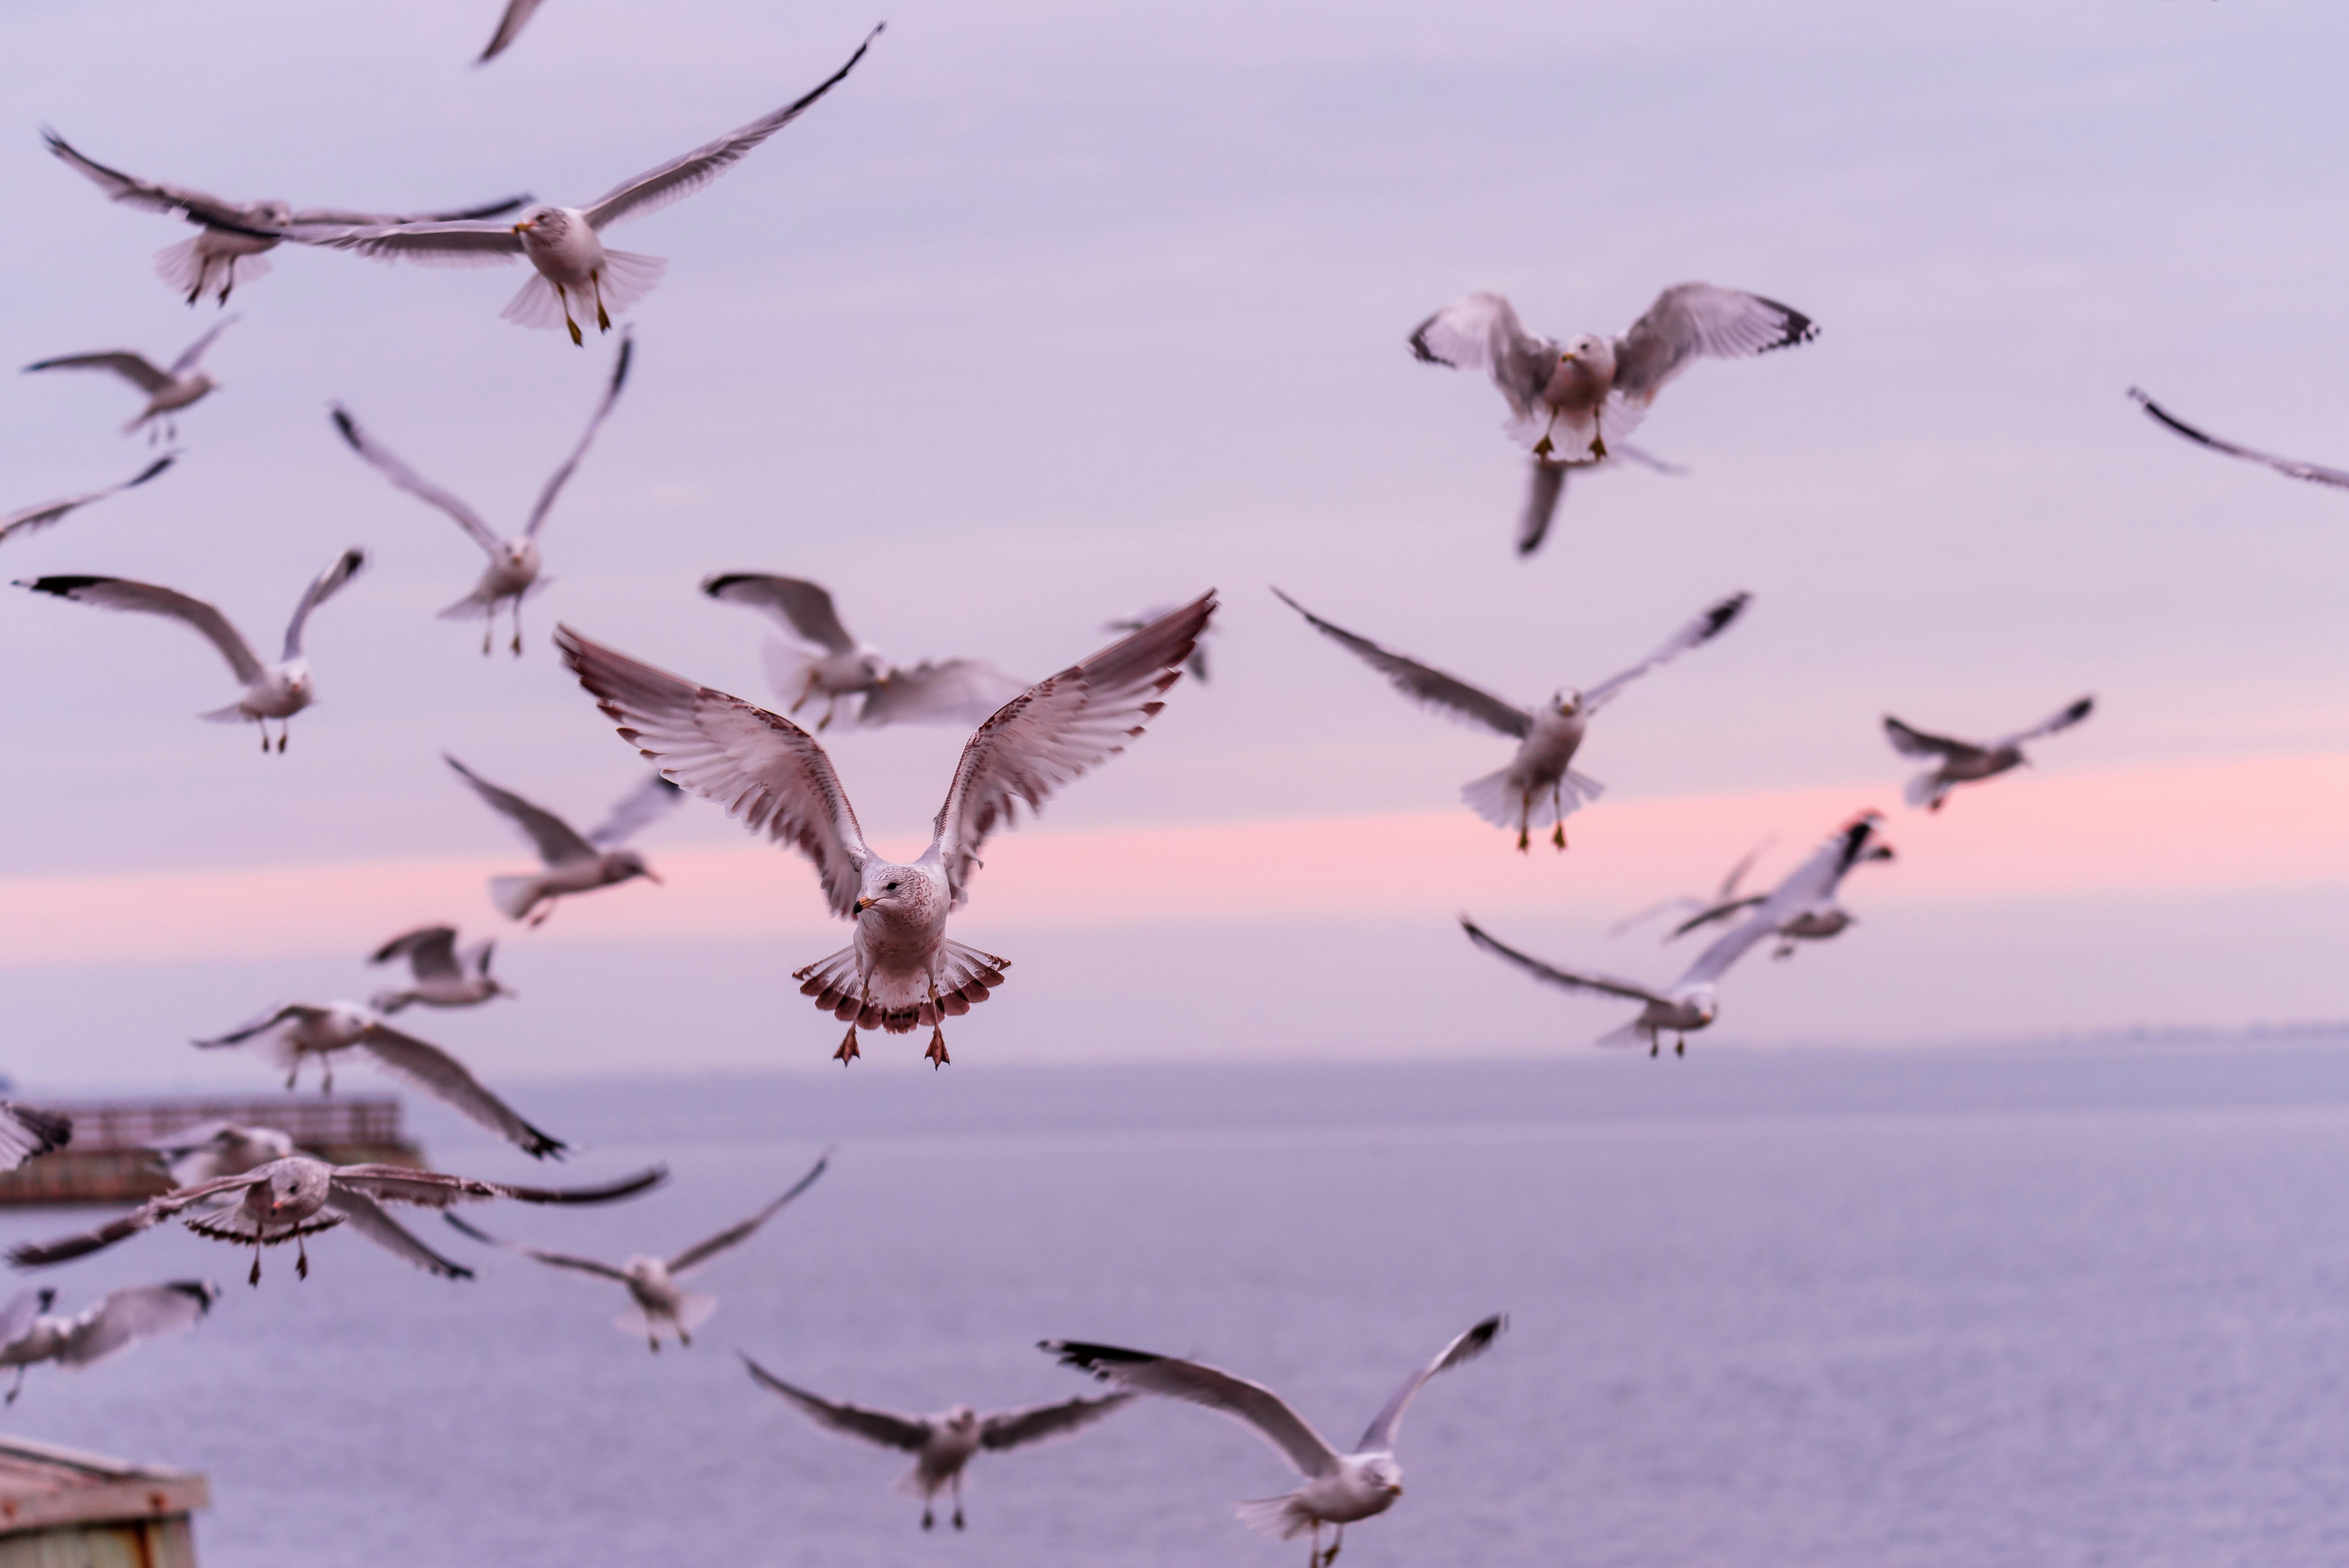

left=742, top=1355, right=1135, bottom=1531
left=333, top=332, right=630, bottom=655
left=0, top=455, right=175, bottom=549
left=442, top=1150, right=829, bottom=1351
left=703, top=573, right=1029, bottom=731
left=14, top=547, right=365, bottom=752
left=1408, top=285, right=1815, bottom=555
left=368, top=926, right=509, bottom=1012
left=2128, top=387, right=2349, bottom=489
left=1607, top=836, right=1775, bottom=940
left=555, top=593, right=1215, bottom=1067
left=194, top=1002, right=566, bottom=1158
left=0, top=1105, right=71, bottom=1172
left=1658, top=812, right=1895, bottom=959
left=7, top=1157, right=664, bottom=1286
left=1273, top=586, right=1748, bottom=851
left=25, top=319, right=235, bottom=442
left=477, top=0, right=545, bottom=62
left=0, top=1281, right=218, bottom=1403
left=41, top=128, right=529, bottom=307
left=1043, top=1316, right=1506, bottom=1568
left=304, top=28, right=882, bottom=345
left=1462, top=813, right=1892, bottom=1054
left=1884, top=697, right=2094, bottom=812
left=446, top=756, right=680, bottom=925
left=145, top=1121, right=296, bottom=1188
left=1106, top=604, right=1217, bottom=684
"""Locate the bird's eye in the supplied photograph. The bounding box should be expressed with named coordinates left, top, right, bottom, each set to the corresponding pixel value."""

left=884, top=882, right=898, bottom=891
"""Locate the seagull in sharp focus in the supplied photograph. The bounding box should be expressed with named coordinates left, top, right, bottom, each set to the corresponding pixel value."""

left=477, top=0, right=546, bottom=62
left=304, top=28, right=881, bottom=344
left=195, top=1002, right=566, bottom=1158
left=1409, top=285, right=1815, bottom=556
left=1660, top=811, right=1894, bottom=959
left=703, top=572, right=1029, bottom=731
left=368, top=926, right=509, bottom=1012
left=443, top=1149, right=829, bottom=1351
left=25, top=319, right=235, bottom=442
left=42, top=128, right=529, bottom=307
left=1043, top=1316, right=1506, bottom=1568
left=334, top=333, right=630, bottom=655
left=743, top=1354, right=1135, bottom=1531
left=446, top=757, right=680, bottom=925
left=2128, top=387, right=2349, bottom=489
left=145, top=1121, right=295, bottom=1189
left=0, top=1281, right=218, bottom=1403
left=15, top=547, right=365, bottom=752
left=0, top=455, right=175, bottom=549
left=1274, top=586, right=1748, bottom=851
left=1884, top=697, right=2094, bottom=812
left=7, top=1158, right=664, bottom=1286
left=556, top=593, right=1215, bottom=1067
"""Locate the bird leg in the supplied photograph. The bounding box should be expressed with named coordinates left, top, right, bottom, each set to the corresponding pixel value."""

left=276, top=728, right=287, bottom=754
left=677, top=1323, right=692, bottom=1348
left=1674, top=1035, right=1686, bottom=1057
left=788, top=671, right=819, bottom=716
left=1326, top=1524, right=1344, bottom=1564
left=921, top=1505, right=935, bottom=1531
left=648, top=1333, right=661, bottom=1354
left=259, top=722, right=270, bottom=754
left=951, top=1474, right=964, bottom=1530
left=321, top=1057, right=335, bottom=1094
left=1307, top=1523, right=1323, bottom=1567
left=925, top=979, right=950, bottom=1069
left=834, top=1022, right=861, bottom=1065
left=1551, top=781, right=1568, bottom=850
left=250, top=1239, right=264, bottom=1287
left=483, top=618, right=495, bottom=656
left=296, top=1234, right=309, bottom=1279
left=511, top=599, right=525, bottom=657
left=5, top=1367, right=25, bottom=1405
left=528, top=901, right=556, bottom=930
left=559, top=285, right=584, bottom=347
left=593, top=272, right=612, bottom=333
left=1648, top=1033, right=1660, bottom=1058
left=1516, top=794, right=1532, bottom=854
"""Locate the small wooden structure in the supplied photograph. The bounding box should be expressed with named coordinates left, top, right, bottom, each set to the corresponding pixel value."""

left=0, top=1435, right=207, bottom=1566
left=0, top=1096, right=424, bottom=1206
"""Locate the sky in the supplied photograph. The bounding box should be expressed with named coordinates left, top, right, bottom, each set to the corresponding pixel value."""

left=0, top=0, right=2344, bottom=1085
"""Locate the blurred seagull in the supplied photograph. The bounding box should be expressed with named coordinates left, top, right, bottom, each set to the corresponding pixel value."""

left=6, top=1157, right=664, bottom=1286
left=42, top=128, right=529, bottom=307
left=15, top=547, right=365, bottom=752
left=444, top=1149, right=829, bottom=1351
left=446, top=757, right=679, bottom=925
left=0, top=1105, right=71, bottom=1172
left=1608, top=836, right=1775, bottom=940
left=25, top=319, right=235, bottom=442
left=1885, top=697, right=2094, bottom=812
left=1660, top=812, right=1894, bottom=959
left=0, top=1281, right=217, bottom=1402
left=306, top=29, right=881, bottom=344
left=145, top=1122, right=294, bottom=1188
left=556, top=593, right=1214, bottom=1067
left=2128, top=387, right=2349, bottom=489
left=1106, top=604, right=1217, bottom=684
left=1463, top=814, right=1892, bottom=1054
left=1505, top=444, right=1689, bottom=557
left=1273, top=587, right=1748, bottom=851
left=703, top=572, right=1028, bottom=731
left=195, top=1001, right=566, bottom=1158
left=1409, top=285, right=1815, bottom=554
left=477, top=0, right=545, bottom=62
left=368, top=926, right=509, bottom=1012
left=743, top=1355, right=1135, bottom=1531
left=333, top=333, right=630, bottom=655
left=0, top=455, right=175, bottom=549
left=1043, top=1316, right=1505, bottom=1568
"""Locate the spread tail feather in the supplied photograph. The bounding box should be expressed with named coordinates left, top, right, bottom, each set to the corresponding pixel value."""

left=892, top=1463, right=943, bottom=1502
left=489, top=874, right=544, bottom=921
left=154, top=237, right=269, bottom=306
left=793, top=941, right=1011, bottom=1033
left=1460, top=767, right=1604, bottom=832
left=593, top=249, right=667, bottom=316
left=1234, top=1494, right=1315, bottom=1541
left=501, top=272, right=571, bottom=331
left=1904, top=771, right=1946, bottom=809
left=197, top=702, right=252, bottom=724
left=1595, top=1015, right=1658, bottom=1050
left=613, top=1293, right=716, bottom=1340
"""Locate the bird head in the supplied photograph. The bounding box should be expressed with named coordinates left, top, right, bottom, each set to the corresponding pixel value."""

left=512, top=205, right=565, bottom=239
left=251, top=201, right=294, bottom=228
left=1559, top=332, right=1611, bottom=369
left=945, top=1405, right=978, bottom=1431
left=853, top=869, right=914, bottom=917
left=1551, top=688, right=1584, bottom=718
left=1363, top=1456, right=1404, bottom=1496
left=263, top=1164, right=305, bottom=1218
left=285, top=667, right=315, bottom=702
left=1681, top=984, right=1720, bottom=1027
left=499, top=538, right=538, bottom=573
left=607, top=848, right=660, bottom=886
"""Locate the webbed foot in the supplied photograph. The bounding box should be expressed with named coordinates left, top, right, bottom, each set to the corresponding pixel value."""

left=925, top=1028, right=950, bottom=1069
left=834, top=1026, right=861, bottom=1065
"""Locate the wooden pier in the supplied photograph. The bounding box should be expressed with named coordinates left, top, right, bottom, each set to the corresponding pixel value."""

left=0, top=1435, right=207, bottom=1566
left=0, top=1096, right=425, bottom=1206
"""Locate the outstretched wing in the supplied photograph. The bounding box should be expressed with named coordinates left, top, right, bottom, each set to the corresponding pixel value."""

left=371, top=925, right=462, bottom=981
left=1882, top=716, right=1978, bottom=762
left=1996, top=696, right=2094, bottom=750
left=476, top=0, right=545, bottom=62
left=857, top=659, right=1030, bottom=728
left=280, top=547, right=366, bottom=660
left=1612, top=283, right=1817, bottom=404
left=741, top=1354, right=933, bottom=1450
left=1581, top=591, right=1749, bottom=711
left=7, top=1172, right=267, bottom=1267
left=282, top=195, right=533, bottom=228
left=1040, top=1340, right=1342, bottom=1479
left=330, top=1163, right=665, bottom=1210
left=323, top=1190, right=473, bottom=1278
left=700, top=574, right=858, bottom=653
left=355, top=1023, right=565, bottom=1159
left=23, top=351, right=171, bottom=393
left=442, top=1213, right=626, bottom=1280
left=1666, top=894, right=1766, bottom=941
left=1458, top=918, right=1670, bottom=1007
left=980, top=1392, right=1137, bottom=1452
left=56, top=1281, right=217, bottom=1368
left=582, top=27, right=883, bottom=230
left=14, top=575, right=265, bottom=685
left=1356, top=1314, right=1506, bottom=1452
left=1407, top=292, right=1557, bottom=419
left=0, top=1290, right=46, bottom=1349
left=929, top=594, right=1214, bottom=907
left=0, top=454, right=175, bottom=546
left=169, top=317, right=237, bottom=376
left=585, top=772, right=682, bottom=848
left=667, top=1149, right=830, bottom=1274
left=330, top=406, right=499, bottom=554
left=555, top=627, right=871, bottom=918
left=0, top=1104, right=70, bottom=1172
left=192, top=1004, right=317, bottom=1049
left=1272, top=588, right=1529, bottom=738
left=525, top=331, right=632, bottom=536
left=41, top=129, right=270, bottom=234
left=446, top=754, right=600, bottom=867
left=306, top=221, right=526, bottom=268
left=2127, top=388, right=2349, bottom=490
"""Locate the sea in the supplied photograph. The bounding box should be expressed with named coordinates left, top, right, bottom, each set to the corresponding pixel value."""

left=3, top=1038, right=2347, bottom=1568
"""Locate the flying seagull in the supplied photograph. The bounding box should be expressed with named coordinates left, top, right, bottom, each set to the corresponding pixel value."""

left=1462, top=813, right=1891, bottom=1053
left=7, top=1157, right=664, bottom=1286
left=2127, top=387, right=2349, bottom=489
left=1608, top=835, right=1775, bottom=940
left=195, top=1001, right=566, bottom=1158
left=305, top=28, right=882, bottom=344
left=368, top=925, right=509, bottom=1012
left=0, top=1282, right=218, bottom=1403
left=443, top=1150, right=830, bottom=1351
left=333, top=332, right=630, bottom=655
left=25, top=319, right=235, bottom=442
left=41, top=127, right=528, bottom=307
left=555, top=593, right=1215, bottom=1066
left=703, top=572, right=1028, bottom=731
left=0, top=455, right=175, bottom=549
left=15, top=547, right=365, bottom=752
left=743, top=1354, right=1135, bottom=1531
left=1043, top=1316, right=1505, bottom=1568
left=477, top=0, right=545, bottom=62
left=0, top=1105, right=71, bottom=1172
left=1274, top=586, right=1748, bottom=850
left=1658, top=811, right=1894, bottom=959
left=145, top=1121, right=294, bottom=1189
left=446, top=756, right=679, bottom=925
left=1884, top=697, right=2093, bottom=812
left=1408, top=285, right=1814, bottom=555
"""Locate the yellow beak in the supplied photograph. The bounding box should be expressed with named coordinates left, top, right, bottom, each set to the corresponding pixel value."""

left=854, top=896, right=874, bottom=913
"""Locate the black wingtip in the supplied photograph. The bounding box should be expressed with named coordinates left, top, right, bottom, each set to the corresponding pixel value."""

left=16, top=575, right=109, bottom=598
left=700, top=573, right=758, bottom=599
left=9, top=1107, right=71, bottom=1158
left=129, top=455, right=176, bottom=487
left=1038, top=1339, right=1152, bottom=1377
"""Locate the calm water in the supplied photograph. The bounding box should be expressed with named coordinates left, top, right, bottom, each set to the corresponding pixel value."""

left=5, top=1040, right=2349, bottom=1568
